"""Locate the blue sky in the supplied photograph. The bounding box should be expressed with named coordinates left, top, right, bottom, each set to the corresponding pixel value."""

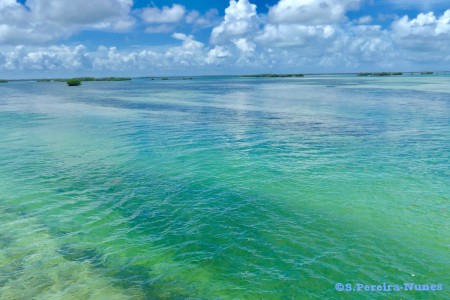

left=1, top=0, right=450, bottom=78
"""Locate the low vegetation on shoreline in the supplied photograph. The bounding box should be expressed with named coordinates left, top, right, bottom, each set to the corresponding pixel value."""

left=357, top=71, right=436, bottom=77
left=81, top=77, right=132, bottom=81
left=38, top=77, right=132, bottom=83
left=141, top=77, right=193, bottom=80
left=357, top=72, right=403, bottom=76
left=242, top=74, right=304, bottom=78
left=1, top=72, right=443, bottom=85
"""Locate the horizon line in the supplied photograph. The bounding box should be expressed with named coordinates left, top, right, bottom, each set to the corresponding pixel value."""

left=1, top=70, right=449, bottom=81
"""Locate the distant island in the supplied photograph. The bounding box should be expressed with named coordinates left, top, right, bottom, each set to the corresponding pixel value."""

left=66, top=79, right=82, bottom=86
left=0, top=80, right=8, bottom=83
left=80, top=77, right=132, bottom=82
left=140, top=77, right=193, bottom=80
left=357, top=72, right=403, bottom=76
left=241, top=74, right=304, bottom=78
left=357, top=71, right=438, bottom=77
left=37, top=77, right=132, bottom=83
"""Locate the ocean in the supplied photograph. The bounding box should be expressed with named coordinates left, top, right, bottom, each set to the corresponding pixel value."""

left=0, top=75, right=449, bottom=299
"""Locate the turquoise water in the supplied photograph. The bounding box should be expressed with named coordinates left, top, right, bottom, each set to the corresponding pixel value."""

left=0, top=75, right=449, bottom=299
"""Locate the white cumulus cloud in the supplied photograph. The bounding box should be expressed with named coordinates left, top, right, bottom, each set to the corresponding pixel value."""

left=28, top=0, right=133, bottom=27
left=186, top=9, right=219, bottom=28
left=392, top=10, right=450, bottom=37
left=0, top=0, right=134, bottom=45
left=0, top=44, right=91, bottom=71
left=233, top=38, right=256, bottom=54
left=210, top=0, right=259, bottom=44
left=206, top=46, right=232, bottom=64
left=268, top=0, right=361, bottom=25
left=256, top=24, right=336, bottom=47
left=141, top=4, right=186, bottom=24
left=389, top=9, right=450, bottom=63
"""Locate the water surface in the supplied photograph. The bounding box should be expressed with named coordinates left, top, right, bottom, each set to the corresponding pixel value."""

left=0, top=75, right=449, bottom=299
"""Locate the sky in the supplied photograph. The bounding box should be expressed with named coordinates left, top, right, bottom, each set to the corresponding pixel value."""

left=0, top=0, right=449, bottom=78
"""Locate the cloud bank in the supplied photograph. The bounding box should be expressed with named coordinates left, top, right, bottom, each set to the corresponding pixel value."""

left=0, top=0, right=449, bottom=76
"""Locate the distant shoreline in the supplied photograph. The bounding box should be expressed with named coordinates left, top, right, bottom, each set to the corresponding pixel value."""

left=0, top=71, right=449, bottom=82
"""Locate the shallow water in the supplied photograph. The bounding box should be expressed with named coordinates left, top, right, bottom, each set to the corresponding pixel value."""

left=0, top=76, right=449, bottom=299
